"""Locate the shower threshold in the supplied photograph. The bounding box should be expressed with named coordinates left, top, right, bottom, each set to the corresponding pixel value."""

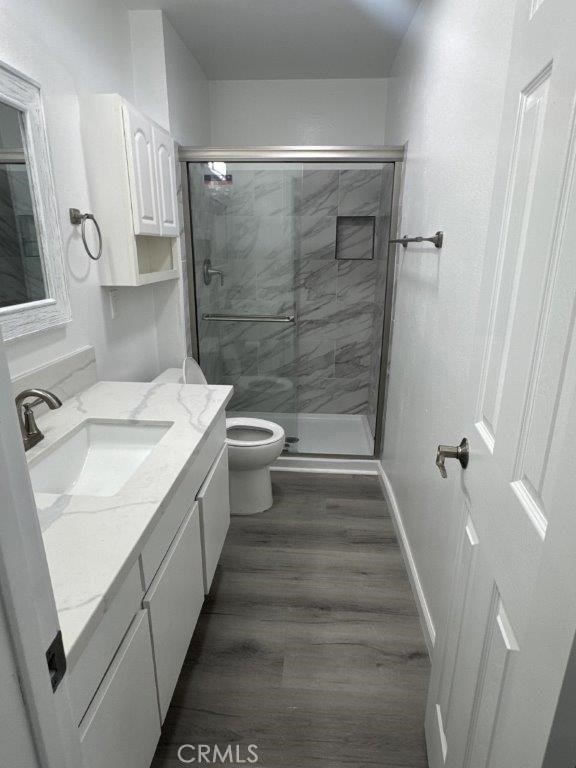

left=228, top=411, right=374, bottom=456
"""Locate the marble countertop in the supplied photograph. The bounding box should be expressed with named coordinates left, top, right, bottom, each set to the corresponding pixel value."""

left=28, top=380, right=233, bottom=668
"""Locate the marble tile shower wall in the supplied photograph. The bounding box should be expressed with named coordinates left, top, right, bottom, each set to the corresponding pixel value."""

left=190, top=165, right=394, bottom=432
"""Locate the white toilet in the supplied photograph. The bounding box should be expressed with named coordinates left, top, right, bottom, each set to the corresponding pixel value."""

left=154, top=358, right=285, bottom=515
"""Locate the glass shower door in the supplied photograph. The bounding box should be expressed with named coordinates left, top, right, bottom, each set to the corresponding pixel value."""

left=189, top=163, right=299, bottom=420
left=188, top=160, right=395, bottom=457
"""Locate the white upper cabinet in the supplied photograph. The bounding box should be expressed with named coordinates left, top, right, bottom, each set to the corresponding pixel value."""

left=153, top=126, right=179, bottom=237
left=80, top=94, right=180, bottom=287
left=123, top=104, right=160, bottom=236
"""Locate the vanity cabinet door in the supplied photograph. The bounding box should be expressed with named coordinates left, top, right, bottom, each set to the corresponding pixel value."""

left=153, top=125, right=179, bottom=237
left=197, top=446, right=230, bottom=593
left=143, top=504, right=204, bottom=721
left=122, top=104, right=160, bottom=235
left=79, top=610, right=160, bottom=768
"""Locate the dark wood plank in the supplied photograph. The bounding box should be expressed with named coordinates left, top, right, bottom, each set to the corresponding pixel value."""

left=151, top=472, right=429, bottom=768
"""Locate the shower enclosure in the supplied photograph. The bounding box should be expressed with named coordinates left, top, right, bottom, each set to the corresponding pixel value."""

left=181, top=148, right=401, bottom=457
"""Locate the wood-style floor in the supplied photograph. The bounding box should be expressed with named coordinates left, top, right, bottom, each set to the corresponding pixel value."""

left=151, top=472, right=430, bottom=768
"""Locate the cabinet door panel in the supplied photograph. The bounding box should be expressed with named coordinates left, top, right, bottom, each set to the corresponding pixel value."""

left=153, top=126, right=179, bottom=237
left=140, top=413, right=226, bottom=588
left=122, top=105, right=160, bottom=235
left=79, top=610, right=160, bottom=768
left=197, top=446, right=230, bottom=593
left=69, top=561, right=142, bottom=724
left=143, top=505, right=204, bottom=721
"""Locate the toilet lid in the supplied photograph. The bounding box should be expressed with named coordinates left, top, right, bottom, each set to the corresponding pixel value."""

left=182, top=356, right=208, bottom=385
left=226, top=417, right=285, bottom=447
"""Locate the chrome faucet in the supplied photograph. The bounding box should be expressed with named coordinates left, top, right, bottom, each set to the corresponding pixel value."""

left=15, top=389, right=62, bottom=451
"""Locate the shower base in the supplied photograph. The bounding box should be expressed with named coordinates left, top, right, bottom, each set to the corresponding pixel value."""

left=228, top=411, right=374, bottom=457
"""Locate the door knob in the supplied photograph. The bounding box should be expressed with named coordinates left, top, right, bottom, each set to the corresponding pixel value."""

left=436, top=438, right=469, bottom=478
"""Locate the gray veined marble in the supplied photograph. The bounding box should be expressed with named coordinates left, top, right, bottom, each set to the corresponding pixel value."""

left=222, top=170, right=255, bottom=216
left=190, top=163, right=395, bottom=439
left=254, top=170, right=285, bottom=216
left=335, top=338, right=372, bottom=378
left=335, top=216, right=375, bottom=261
left=336, top=257, right=378, bottom=304
left=299, top=170, right=339, bottom=216
left=337, top=169, right=383, bottom=216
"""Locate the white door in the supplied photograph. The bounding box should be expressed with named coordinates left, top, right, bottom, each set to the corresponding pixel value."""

left=0, top=333, right=84, bottom=767
left=122, top=104, right=160, bottom=235
left=426, top=0, right=576, bottom=766
left=153, top=125, right=179, bottom=237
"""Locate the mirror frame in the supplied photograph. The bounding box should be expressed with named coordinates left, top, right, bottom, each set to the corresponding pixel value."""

left=0, top=62, right=70, bottom=341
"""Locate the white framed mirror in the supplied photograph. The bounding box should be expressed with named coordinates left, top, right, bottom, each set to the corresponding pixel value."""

left=0, top=63, right=70, bottom=340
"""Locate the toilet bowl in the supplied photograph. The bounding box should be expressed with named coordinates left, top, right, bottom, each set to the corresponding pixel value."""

left=226, top=417, right=285, bottom=515
left=153, top=358, right=285, bottom=515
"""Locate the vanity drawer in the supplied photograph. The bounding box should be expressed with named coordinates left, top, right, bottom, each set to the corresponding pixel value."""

left=79, top=610, right=160, bottom=768
left=197, top=445, right=230, bottom=593
left=143, top=503, right=204, bottom=721
left=69, top=560, right=142, bottom=724
left=140, top=411, right=226, bottom=587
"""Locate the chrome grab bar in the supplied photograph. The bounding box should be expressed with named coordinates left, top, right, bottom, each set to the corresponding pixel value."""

left=202, top=313, right=295, bottom=323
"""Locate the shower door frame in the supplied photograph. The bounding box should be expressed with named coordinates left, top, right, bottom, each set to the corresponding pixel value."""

left=179, top=146, right=405, bottom=459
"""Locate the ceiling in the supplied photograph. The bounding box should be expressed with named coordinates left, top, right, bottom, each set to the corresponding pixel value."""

left=123, top=0, right=421, bottom=80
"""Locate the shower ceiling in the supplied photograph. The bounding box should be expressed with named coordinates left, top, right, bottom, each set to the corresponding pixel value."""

left=122, top=0, right=421, bottom=79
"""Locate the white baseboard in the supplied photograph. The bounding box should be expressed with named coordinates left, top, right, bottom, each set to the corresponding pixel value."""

left=376, top=462, right=436, bottom=655
left=272, top=456, right=379, bottom=474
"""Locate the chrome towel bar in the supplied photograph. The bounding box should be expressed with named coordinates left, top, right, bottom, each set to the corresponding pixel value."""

left=202, top=313, right=295, bottom=323
left=390, top=230, right=444, bottom=249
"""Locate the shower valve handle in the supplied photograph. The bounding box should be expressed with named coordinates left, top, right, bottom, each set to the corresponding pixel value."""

left=203, top=258, right=225, bottom=286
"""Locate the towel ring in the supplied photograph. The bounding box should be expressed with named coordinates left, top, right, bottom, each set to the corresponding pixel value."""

left=69, top=208, right=102, bottom=261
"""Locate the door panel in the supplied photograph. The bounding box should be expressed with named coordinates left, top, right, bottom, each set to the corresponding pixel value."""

left=197, top=446, right=230, bottom=593
left=143, top=506, right=204, bottom=721
left=153, top=126, right=178, bottom=236
left=426, top=0, right=576, bottom=765
left=476, top=68, right=551, bottom=453
left=122, top=105, right=159, bottom=235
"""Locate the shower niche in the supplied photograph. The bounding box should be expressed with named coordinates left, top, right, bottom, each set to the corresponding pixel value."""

left=186, top=157, right=397, bottom=458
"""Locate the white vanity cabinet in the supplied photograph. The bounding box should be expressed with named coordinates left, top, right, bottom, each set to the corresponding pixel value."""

left=79, top=610, right=160, bottom=768
left=197, top=445, right=231, bottom=593
left=80, top=94, right=180, bottom=286
left=75, top=410, right=231, bottom=768
left=143, top=505, right=205, bottom=721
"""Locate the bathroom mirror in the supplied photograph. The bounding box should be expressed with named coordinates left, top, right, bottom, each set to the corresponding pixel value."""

left=0, top=63, right=70, bottom=340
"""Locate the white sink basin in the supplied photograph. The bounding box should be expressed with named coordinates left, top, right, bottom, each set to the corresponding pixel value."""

left=30, top=420, right=172, bottom=497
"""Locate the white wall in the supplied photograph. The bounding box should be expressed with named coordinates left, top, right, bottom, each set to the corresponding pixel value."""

left=130, top=10, right=210, bottom=146
left=130, top=10, right=170, bottom=131
left=209, top=79, right=388, bottom=145
left=1, top=0, right=162, bottom=382
left=163, top=15, right=210, bottom=146
left=1, top=1, right=209, bottom=383
left=381, top=0, right=516, bottom=643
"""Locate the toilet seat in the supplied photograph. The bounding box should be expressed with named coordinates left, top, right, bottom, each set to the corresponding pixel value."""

left=226, top=417, right=285, bottom=448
